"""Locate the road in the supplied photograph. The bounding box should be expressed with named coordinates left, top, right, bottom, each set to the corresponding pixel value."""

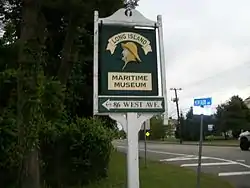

left=114, top=140, right=250, bottom=188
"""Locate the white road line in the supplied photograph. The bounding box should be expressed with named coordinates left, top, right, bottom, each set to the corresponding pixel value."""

left=117, top=146, right=188, bottom=156
left=143, top=149, right=188, bottom=156
left=181, top=162, right=237, bottom=167
left=160, top=156, right=210, bottom=162
left=219, top=171, right=250, bottom=176
left=116, top=145, right=250, bottom=171
left=236, top=159, right=246, bottom=162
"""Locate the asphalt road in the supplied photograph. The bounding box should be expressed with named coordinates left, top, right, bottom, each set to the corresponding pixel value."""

left=114, top=140, right=250, bottom=188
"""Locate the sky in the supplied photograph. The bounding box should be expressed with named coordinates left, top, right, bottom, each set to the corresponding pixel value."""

left=136, top=0, right=250, bottom=118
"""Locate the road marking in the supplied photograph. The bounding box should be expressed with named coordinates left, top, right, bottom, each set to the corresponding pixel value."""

left=145, top=148, right=250, bottom=169
left=118, top=146, right=185, bottom=155
left=117, top=146, right=190, bottom=156
left=219, top=171, right=250, bottom=176
left=160, top=156, right=210, bottom=162
left=236, top=159, right=245, bottom=162
left=143, top=149, right=188, bottom=156
left=116, top=145, right=250, bottom=173
left=181, top=162, right=237, bottom=167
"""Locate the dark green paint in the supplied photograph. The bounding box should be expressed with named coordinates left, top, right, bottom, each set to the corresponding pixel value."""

left=98, top=25, right=158, bottom=96
left=98, top=97, right=164, bottom=113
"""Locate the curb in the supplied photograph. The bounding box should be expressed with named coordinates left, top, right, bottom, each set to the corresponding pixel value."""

left=145, top=141, right=238, bottom=147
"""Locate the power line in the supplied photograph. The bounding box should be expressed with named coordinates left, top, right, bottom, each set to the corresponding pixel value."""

left=180, top=83, right=250, bottom=99
left=175, top=62, right=250, bottom=90
left=168, top=107, right=190, bottom=118
left=167, top=64, right=250, bottom=118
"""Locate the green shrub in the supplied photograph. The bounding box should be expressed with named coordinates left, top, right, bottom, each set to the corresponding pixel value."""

left=0, top=106, right=20, bottom=188
left=40, top=117, right=113, bottom=187
left=0, top=72, right=114, bottom=188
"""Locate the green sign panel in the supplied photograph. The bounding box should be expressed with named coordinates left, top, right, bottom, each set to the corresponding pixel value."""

left=98, top=25, right=158, bottom=96
left=98, top=97, right=164, bottom=113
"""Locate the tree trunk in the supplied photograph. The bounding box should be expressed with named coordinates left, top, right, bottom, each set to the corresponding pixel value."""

left=18, top=0, right=41, bottom=188
left=57, top=14, right=77, bottom=85
left=20, top=150, right=40, bottom=188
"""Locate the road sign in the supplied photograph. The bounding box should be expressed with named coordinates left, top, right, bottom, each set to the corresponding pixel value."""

left=194, top=97, right=212, bottom=107
left=98, top=97, right=164, bottom=113
left=194, top=97, right=212, bottom=188
left=145, top=132, right=150, bottom=137
left=93, top=10, right=164, bottom=115
left=93, top=3, right=167, bottom=188
left=98, top=25, right=158, bottom=97
left=208, top=124, right=214, bottom=131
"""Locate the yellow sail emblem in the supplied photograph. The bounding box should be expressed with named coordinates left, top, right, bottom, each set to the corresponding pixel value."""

left=121, top=42, right=141, bottom=70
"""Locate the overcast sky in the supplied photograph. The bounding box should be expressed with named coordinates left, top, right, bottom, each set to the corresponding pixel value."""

left=137, top=0, right=250, bottom=118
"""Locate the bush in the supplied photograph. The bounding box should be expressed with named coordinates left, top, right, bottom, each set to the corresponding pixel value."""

left=0, top=106, right=20, bottom=188
left=0, top=74, right=114, bottom=188
left=40, top=117, right=113, bottom=187
left=118, top=130, right=126, bottom=139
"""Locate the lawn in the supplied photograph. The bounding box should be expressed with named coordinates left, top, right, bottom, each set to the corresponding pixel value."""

left=82, top=151, right=234, bottom=188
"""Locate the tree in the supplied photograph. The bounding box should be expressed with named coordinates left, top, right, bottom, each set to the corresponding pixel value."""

left=1, top=0, right=124, bottom=118
left=150, top=115, right=165, bottom=140
left=17, top=1, right=45, bottom=187
left=186, top=106, right=194, bottom=119
left=214, top=95, right=250, bottom=139
left=0, top=0, right=124, bottom=187
left=180, top=107, right=214, bottom=141
left=181, top=107, right=200, bottom=141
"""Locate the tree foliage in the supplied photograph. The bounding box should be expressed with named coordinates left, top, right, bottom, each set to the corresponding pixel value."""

left=0, top=0, right=124, bottom=187
left=178, top=107, right=215, bottom=141
left=149, top=115, right=165, bottom=140
left=1, top=0, right=123, bottom=117
left=214, top=95, right=250, bottom=138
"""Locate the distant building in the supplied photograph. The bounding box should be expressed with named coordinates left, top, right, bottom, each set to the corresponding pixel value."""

left=244, top=97, right=250, bottom=108
left=167, top=118, right=178, bottom=137
left=169, top=118, right=178, bottom=126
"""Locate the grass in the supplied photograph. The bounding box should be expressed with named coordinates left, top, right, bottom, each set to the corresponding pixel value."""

left=82, top=151, right=234, bottom=188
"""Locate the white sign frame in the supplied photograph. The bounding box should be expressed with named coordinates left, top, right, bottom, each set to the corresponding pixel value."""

left=93, top=7, right=168, bottom=188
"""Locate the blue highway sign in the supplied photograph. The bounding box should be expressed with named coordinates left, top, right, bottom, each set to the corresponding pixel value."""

left=194, top=97, right=212, bottom=107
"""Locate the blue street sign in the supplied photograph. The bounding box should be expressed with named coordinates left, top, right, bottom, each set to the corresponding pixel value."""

left=208, top=124, right=214, bottom=132
left=194, top=97, right=212, bottom=107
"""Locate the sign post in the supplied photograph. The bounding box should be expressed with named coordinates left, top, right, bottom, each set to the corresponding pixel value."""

left=143, top=120, right=150, bottom=168
left=93, top=1, right=167, bottom=188
left=143, top=122, right=147, bottom=168
left=194, top=97, right=212, bottom=188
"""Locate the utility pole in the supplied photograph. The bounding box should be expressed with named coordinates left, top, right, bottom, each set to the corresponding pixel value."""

left=170, top=88, right=182, bottom=144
